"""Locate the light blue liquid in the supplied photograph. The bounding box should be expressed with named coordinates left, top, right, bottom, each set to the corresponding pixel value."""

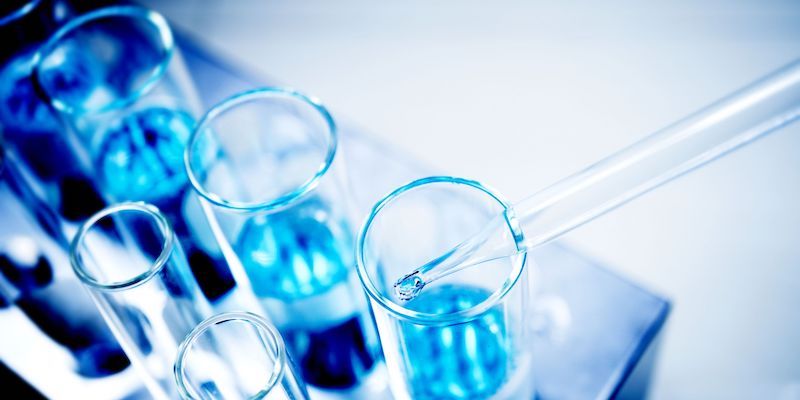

left=402, top=284, right=508, bottom=399
left=236, top=198, right=378, bottom=388
left=236, top=198, right=350, bottom=300
left=95, top=106, right=194, bottom=204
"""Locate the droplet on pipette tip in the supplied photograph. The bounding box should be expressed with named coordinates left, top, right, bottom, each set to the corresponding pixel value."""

left=394, top=271, right=425, bottom=301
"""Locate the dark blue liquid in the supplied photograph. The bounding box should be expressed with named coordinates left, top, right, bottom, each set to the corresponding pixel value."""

left=236, top=198, right=378, bottom=389
left=283, top=315, right=377, bottom=388
left=0, top=240, right=133, bottom=378
left=0, top=51, right=107, bottom=223
left=402, top=285, right=508, bottom=399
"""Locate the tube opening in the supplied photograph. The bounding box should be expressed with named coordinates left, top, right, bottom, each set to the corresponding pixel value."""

left=32, top=5, right=174, bottom=116
left=185, top=87, right=337, bottom=213
left=70, top=201, right=174, bottom=291
left=174, top=312, right=286, bottom=400
left=356, top=176, right=526, bottom=325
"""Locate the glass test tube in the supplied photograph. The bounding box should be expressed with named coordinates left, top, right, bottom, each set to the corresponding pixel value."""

left=32, top=5, right=238, bottom=305
left=1, top=0, right=108, bottom=232
left=175, top=312, right=309, bottom=400
left=0, top=135, right=129, bottom=378
left=70, top=202, right=212, bottom=399
left=184, top=88, right=384, bottom=392
left=356, top=177, right=534, bottom=400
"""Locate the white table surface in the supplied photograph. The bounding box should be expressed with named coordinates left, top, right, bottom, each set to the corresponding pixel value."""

left=140, top=1, right=800, bottom=398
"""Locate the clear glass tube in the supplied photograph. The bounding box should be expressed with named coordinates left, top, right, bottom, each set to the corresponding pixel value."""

left=356, top=177, right=533, bottom=400
left=184, top=88, right=385, bottom=394
left=70, top=201, right=212, bottom=399
left=394, top=58, right=800, bottom=297
left=0, top=135, right=129, bottom=378
left=32, top=5, right=202, bottom=205
left=1, top=0, right=107, bottom=233
left=174, top=312, right=309, bottom=400
left=32, top=5, right=239, bottom=306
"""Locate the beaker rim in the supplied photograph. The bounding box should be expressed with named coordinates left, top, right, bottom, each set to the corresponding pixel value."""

left=355, top=176, right=527, bottom=325
left=31, top=5, right=174, bottom=116
left=174, top=311, right=287, bottom=400
left=70, top=201, right=176, bottom=291
left=184, top=87, right=338, bottom=213
left=0, top=0, right=43, bottom=26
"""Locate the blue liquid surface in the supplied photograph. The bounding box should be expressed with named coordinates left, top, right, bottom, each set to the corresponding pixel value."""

left=402, top=285, right=508, bottom=399
left=96, top=106, right=193, bottom=204
left=236, top=198, right=377, bottom=388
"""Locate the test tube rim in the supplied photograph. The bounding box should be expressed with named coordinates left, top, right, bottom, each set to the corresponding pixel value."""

left=0, top=0, right=44, bottom=26
left=173, top=311, right=288, bottom=400
left=69, top=201, right=176, bottom=292
left=184, top=86, right=338, bottom=213
left=355, top=176, right=527, bottom=325
left=30, top=4, right=175, bottom=116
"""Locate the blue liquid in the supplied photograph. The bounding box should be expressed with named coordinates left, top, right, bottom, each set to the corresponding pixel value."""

left=95, top=106, right=194, bottom=205
left=0, top=52, right=60, bottom=135
left=402, top=285, right=508, bottom=399
left=0, top=52, right=107, bottom=222
left=236, top=198, right=377, bottom=388
left=236, top=198, right=350, bottom=301
left=283, top=315, right=377, bottom=388
left=96, top=107, right=238, bottom=303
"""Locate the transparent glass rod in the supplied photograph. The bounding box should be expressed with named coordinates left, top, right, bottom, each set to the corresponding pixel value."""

left=395, top=59, right=800, bottom=301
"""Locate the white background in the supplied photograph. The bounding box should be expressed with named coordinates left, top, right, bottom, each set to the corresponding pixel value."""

left=141, top=1, right=800, bottom=398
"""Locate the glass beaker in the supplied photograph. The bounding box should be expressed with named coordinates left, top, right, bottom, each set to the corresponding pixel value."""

left=32, top=5, right=238, bottom=305
left=184, top=88, right=384, bottom=392
left=356, top=176, right=533, bottom=400
left=175, top=312, right=309, bottom=400
left=70, top=201, right=212, bottom=399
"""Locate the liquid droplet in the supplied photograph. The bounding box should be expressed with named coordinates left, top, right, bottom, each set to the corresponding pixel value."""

left=394, top=271, right=425, bottom=301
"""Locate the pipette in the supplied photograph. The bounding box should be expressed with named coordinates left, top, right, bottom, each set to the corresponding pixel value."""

left=395, top=59, right=800, bottom=301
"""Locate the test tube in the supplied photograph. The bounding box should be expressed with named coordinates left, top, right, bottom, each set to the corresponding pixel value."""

left=356, top=177, right=534, bottom=400
left=70, top=202, right=212, bottom=399
left=184, top=88, right=384, bottom=393
left=31, top=4, right=200, bottom=207
left=174, top=312, right=309, bottom=400
left=32, top=5, right=238, bottom=305
left=0, top=135, right=129, bottom=378
left=1, top=0, right=107, bottom=231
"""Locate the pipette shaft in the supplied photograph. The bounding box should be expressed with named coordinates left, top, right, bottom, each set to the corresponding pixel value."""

left=396, top=59, right=800, bottom=300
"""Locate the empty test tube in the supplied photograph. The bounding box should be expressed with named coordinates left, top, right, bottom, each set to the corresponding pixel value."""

left=70, top=202, right=212, bottom=399
left=174, top=312, right=309, bottom=400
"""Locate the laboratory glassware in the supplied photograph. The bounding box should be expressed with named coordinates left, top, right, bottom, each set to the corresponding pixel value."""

left=0, top=135, right=129, bottom=377
left=184, top=88, right=384, bottom=392
left=70, top=201, right=212, bottom=399
left=32, top=5, right=238, bottom=304
left=0, top=0, right=107, bottom=231
left=393, top=58, right=800, bottom=300
left=356, top=176, right=533, bottom=400
left=175, top=312, right=310, bottom=400
left=31, top=5, right=201, bottom=203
